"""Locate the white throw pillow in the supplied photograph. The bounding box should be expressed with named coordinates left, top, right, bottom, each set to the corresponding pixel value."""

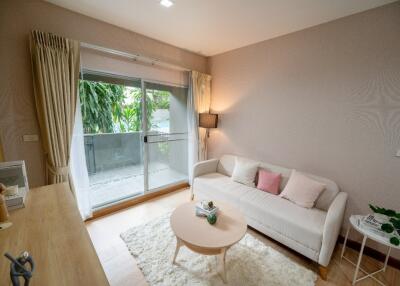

left=280, top=170, right=326, bottom=208
left=231, top=157, right=259, bottom=187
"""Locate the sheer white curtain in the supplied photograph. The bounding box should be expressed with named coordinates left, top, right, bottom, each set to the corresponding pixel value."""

left=187, top=71, right=212, bottom=183
left=69, top=97, right=92, bottom=220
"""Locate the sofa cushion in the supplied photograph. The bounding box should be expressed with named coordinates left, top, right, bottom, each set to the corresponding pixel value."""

left=305, top=173, right=339, bottom=211
left=217, top=154, right=236, bottom=177
left=240, top=189, right=326, bottom=252
left=280, top=170, right=326, bottom=208
left=258, top=162, right=292, bottom=191
left=193, top=173, right=254, bottom=207
left=216, top=154, right=339, bottom=211
left=256, top=169, right=281, bottom=195
left=231, top=157, right=259, bottom=187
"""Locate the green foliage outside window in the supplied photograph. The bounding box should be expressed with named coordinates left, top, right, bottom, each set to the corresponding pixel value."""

left=149, top=89, right=170, bottom=109
left=79, top=80, right=170, bottom=134
left=79, top=80, right=124, bottom=133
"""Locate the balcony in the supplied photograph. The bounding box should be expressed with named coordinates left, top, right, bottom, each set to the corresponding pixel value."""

left=84, top=132, right=188, bottom=209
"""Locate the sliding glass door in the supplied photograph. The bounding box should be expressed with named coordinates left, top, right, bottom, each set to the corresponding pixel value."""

left=79, top=71, right=145, bottom=208
left=143, top=82, right=188, bottom=191
left=78, top=70, right=188, bottom=209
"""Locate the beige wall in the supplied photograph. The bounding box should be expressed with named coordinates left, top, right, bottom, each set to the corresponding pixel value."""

left=208, top=2, right=400, bottom=256
left=0, top=0, right=207, bottom=187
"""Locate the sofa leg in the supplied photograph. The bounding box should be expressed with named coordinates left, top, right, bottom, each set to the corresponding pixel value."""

left=318, top=265, right=328, bottom=280
left=190, top=193, right=194, bottom=201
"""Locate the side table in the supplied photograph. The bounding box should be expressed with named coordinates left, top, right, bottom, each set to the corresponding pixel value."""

left=340, top=215, right=400, bottom=285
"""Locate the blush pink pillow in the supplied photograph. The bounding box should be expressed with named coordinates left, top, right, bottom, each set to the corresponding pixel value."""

left=280, top=170, right=326, bottom=208
left=256, top=169, right=282, bottom=195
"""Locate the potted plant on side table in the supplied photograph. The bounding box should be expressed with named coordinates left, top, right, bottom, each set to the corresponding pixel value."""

left=369, top=204, right=400, bottom=246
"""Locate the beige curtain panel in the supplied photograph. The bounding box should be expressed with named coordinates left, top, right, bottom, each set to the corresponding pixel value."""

left=188, top=71, right=212, bottom=164
left=30, top=30, right=80, bottom=184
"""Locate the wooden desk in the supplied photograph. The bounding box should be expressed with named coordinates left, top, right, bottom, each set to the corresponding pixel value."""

left=0, top=183, right=109, bottom=285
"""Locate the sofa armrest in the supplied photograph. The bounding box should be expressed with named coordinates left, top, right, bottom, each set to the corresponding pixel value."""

left=319, top=192, right=348, bottom=267
left=192, top=159, right=219, bottom=181
left=190, top=159, right=219, bottom=199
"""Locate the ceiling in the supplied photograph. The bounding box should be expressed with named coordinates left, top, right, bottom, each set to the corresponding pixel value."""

left=46, top=0, right=396, bottom=56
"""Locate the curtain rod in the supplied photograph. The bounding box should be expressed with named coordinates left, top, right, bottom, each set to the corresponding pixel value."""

left=80, top=42, right=191, bottom=72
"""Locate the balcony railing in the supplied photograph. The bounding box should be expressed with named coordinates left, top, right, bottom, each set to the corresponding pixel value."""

left=83, top=131, right=188, bottom=175
left=84, top=132, right=142, bottom=174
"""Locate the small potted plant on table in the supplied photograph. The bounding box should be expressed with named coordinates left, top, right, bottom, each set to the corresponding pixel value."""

left=369, top=204, right=400, bottom=246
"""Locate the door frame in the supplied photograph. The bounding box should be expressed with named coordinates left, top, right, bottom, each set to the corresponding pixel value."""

left=141, top=79, right=149, bottom=192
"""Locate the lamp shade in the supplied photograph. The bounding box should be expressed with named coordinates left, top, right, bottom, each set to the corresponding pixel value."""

left=199, top=113, right=218, bottom=128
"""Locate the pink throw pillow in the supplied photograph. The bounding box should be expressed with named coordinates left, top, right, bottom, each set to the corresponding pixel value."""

left=256, top=169, right=282, bottom=195
left=280, top=170, right=326, bottom=208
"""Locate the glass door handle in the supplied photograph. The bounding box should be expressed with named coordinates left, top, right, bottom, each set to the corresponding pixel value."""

left=145, top=139, right=187, bottom=144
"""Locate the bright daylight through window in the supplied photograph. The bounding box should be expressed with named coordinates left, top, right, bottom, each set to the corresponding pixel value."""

left=77, top=72, right=188, bottom=209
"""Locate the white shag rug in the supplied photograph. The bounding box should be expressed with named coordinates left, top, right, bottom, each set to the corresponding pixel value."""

left=120, top=213, right=317, bottom=286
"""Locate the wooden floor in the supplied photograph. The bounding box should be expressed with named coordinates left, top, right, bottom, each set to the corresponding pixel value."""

left=86, top=188, right=400, bottom=286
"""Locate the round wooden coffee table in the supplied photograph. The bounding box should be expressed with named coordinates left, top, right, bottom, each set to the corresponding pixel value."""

left=170, top=201, right=247, bottom=283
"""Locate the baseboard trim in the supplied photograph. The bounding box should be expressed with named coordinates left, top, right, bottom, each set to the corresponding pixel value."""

left=337, top=235, right=400, bottom=270
left=86, top=182, right=189, bottom=221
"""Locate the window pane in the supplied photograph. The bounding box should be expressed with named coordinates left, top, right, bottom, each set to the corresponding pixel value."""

left=79, top=71, right=144, bottom=209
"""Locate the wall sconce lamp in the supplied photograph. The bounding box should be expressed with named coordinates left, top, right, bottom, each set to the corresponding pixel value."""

left=199, top=113, right=218, bottom=137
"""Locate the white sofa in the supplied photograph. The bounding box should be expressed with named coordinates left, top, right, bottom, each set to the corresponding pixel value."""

left=191, top=154, right=348, bottom=277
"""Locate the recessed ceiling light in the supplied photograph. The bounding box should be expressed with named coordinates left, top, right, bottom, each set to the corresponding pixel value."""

left=160, top=0, right=174, bottom=8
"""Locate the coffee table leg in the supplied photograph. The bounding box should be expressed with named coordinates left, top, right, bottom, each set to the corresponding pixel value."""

left=172, top=237, right=182, bottom=264
left=218, top=248, right=227, bottom=283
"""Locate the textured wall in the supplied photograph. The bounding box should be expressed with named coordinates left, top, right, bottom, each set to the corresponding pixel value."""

left=0, top=0, right=207, bottom=187
left=208, top=2, right=400, bottom=256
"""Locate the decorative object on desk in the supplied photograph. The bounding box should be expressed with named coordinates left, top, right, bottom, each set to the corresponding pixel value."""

left=4, top=187, right=27, bottom=211
left=207, top=213, right=217, bottom=225
left=4, top=251, right=35, bottom=286
left=0, top=161, right=29, bottom=210
left=369, top=204, right=400, bottom=246
left=195, top=200, right=218, bottom=217
left=5, top=185, right=19, bottom=196
left=0, top=183, right=12, bottom=230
